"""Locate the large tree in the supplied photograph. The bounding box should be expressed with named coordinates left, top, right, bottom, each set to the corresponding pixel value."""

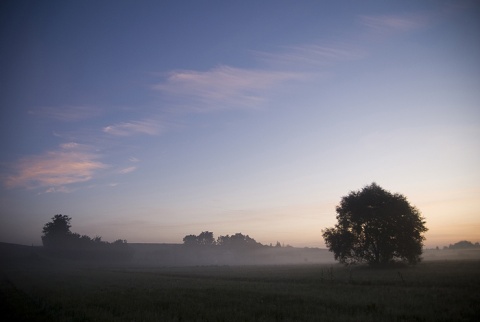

left=322, top=183, right=427, bottom=265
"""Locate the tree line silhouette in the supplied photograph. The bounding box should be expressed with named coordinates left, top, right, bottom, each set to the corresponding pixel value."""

left=444, top=240, right=480, bottom=250
left=183, top=231, right=265, bottom=249
left=42, top=214, right=132, bottom=261
left=40, top=183, right=433, bottom=266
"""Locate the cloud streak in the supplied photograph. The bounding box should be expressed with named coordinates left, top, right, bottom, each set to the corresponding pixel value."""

left=4, top=144, right=107, bottom=190
left=29, top=105, right=102, bottom=122
left=359, top=13, right=429, bottom=33
left=118, top=166, right=137, bottom=174
left=103, top=119, right=161, bottom=136
left=256, top=44, right=365, bottom=68
left=153, top=65, right=305, bottom=111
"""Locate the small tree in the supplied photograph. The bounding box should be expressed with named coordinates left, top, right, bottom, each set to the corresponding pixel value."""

left=217, top=233, right=261, bottom=249
left=197, top=231, right=215, bottom=246
left=183, top=231, right=216, bottom=246
left=41, top=214, right=73, bottom=248
left=183, top=234, right=198, bottom=246
left=322, top=183, right=427, bottom=265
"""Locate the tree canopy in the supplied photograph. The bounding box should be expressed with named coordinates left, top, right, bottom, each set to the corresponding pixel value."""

left=183, top=231, right=215, bottom=246
left=322, top=183, right=427, bottom=265
left=217, top=233, right=261, bottom=249
left=41, top=214, right=73, bottom=247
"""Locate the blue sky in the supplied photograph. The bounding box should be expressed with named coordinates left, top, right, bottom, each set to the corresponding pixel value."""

left=1, top=0, right=479, bottom=247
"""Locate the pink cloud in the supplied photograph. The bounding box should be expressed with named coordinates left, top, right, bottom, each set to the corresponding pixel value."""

left=4, top=146, right=107, bottom=190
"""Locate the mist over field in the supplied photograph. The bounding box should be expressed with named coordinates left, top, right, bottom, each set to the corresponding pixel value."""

left=127, top=243, right=335, bottom=266
left=118, top=243, right=480, bottom=267
left=0, top=241, right=335, bottom=267
left=3, top=241, right=480, bottom=268
left=1, top=242, right=480, bottom=321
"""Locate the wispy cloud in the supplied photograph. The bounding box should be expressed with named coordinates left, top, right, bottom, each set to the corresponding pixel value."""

left=4, top=143, right=107, bottom=190
left=359, top=13, right=429, bottom=34
left=44, top=186, right=74, bottom=194
left=60, top=142, right=81, bottom=149
left=153, top=65, right=305, bottom=111
left=29, top=105, right=102, bottom=122
left=118, top=166, right=137, bottom=174
left=255, top=13, right=430, bottom=70
left=103, top=119, right=161, bottom=136
left=256, top=44, right=365, bottom=68
left=128, top=157, right=140, bottom=163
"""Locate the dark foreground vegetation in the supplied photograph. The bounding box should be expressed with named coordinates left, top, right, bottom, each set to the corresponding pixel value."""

left=1, top=243, right=479, bottom=321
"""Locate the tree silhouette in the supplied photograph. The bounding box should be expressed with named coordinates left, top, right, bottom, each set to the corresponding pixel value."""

left=183, top=234, right=198, bottom=246
left=322, top=183, right=427, bottom=265
left=182, top=231, right=263, bottom=249
left=217, top=233, right=261, bottom=249
left=197, top=231, right=215, bottom=246
left=41, top=214, right=73, bottom=248
left=41, top=215, right=132, bottom=260
left=182, top=231, right=215, bottom=246
left=448, top=241, right=479, bottom=249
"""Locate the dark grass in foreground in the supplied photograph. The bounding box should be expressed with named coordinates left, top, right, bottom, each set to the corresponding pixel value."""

left=1, top=251, right=480, bottom=321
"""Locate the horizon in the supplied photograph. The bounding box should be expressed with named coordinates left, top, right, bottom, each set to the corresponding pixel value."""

left=1, top=1, right=479, bottom=249
left=2, top=235, right=479, bottom=250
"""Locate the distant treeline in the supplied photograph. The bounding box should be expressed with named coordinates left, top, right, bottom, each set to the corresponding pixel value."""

left=42, top=214, right=133, bottom=261
left=39, top=215, right=312, bottom=266
left=132, top=231, right=298, bottom=266
left=183, top=231, right=288, bottom=249
left=443, top=240, right=480, bottom=250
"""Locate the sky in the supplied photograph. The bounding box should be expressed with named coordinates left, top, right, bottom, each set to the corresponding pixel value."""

left=1, top=0, right=479, bottom=248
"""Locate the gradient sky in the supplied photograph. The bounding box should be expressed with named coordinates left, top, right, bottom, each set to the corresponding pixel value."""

left=1, top=0, right=479, bottom=248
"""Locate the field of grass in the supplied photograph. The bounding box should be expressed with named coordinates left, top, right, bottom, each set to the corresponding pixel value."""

left=1, top=246, right=479, bottom=321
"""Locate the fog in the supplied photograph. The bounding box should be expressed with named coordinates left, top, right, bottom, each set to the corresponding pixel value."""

left=128, top=243, right=336, bottom=267
left=0, top=241, right=336, bottom=270
left=3, top=241, right=480, bottom=271
left=2, top=241, right=480, bottom=321
left=422, top=248, right=480, bottom=262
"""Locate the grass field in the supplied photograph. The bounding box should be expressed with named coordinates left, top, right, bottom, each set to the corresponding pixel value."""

left=1, top=246, right=479, bottom=321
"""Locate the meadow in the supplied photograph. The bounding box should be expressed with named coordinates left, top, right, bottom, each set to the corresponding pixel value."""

left=1, top=246, right=479, bottom=321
